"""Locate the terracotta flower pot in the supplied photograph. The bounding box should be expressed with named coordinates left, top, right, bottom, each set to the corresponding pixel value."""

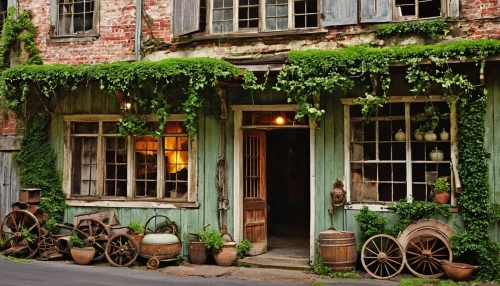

left=70, top=247, right=95, bottom=265
left=188, top=241, right=207, bottom=264
left=131, top=233, right=144, bottom=248
left=441, top=260, right=479, bottom=282
left=213, top=242, right=237, bottom=267
left=434, top=192, right=450, bottom=204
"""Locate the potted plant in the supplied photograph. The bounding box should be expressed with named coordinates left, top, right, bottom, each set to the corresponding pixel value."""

left=432, top=177, right=450, bottom=204
left=70, top=231, right=95, bottom=265
left=187, top=233, right=208, bottom=265
left=128, top=221, right=145, bottom=247
left=236, top=239, right=253, bottom=260
left=199, top=229, right=237, bottom=266
left=413, top=106, right=440, bottom=141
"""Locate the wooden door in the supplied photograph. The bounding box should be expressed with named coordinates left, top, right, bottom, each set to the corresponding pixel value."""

left=243, top=130, right=267, bottom=255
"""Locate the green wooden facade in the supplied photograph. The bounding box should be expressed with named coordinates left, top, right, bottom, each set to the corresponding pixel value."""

left=50, top=64, right=500, bottom=258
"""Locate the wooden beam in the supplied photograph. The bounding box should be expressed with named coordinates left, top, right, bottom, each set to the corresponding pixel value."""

left=0, top=135, right=22, bottom=151
left=449, top=98, right=462, bottom=193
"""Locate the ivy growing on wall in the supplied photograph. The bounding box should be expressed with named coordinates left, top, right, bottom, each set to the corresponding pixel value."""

left=377, top=19, right=449, bottom=40
left=15, top=113, right=66, bottom=223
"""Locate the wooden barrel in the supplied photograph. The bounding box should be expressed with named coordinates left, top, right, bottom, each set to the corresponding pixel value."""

left=318, top=229, right=357, bottom=272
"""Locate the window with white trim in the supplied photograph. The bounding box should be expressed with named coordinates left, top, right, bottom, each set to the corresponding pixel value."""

left=344, top=99, right=455, bottom=204
left=66, top=115, right=195, bottom=202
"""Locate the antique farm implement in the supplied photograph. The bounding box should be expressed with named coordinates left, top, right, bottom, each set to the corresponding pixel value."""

left=360, top=219, right=456, bottom=279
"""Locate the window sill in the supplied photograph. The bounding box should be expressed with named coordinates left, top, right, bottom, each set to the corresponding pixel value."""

left=67, top=198, right=200, bottom=209
left=344, top=203, right=458, bottom=212
left=49, top=34, right=100, bottom=43
left=173, top=28, right=328, bottom=44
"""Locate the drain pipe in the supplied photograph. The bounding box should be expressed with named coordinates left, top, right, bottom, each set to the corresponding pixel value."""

left=135, top=0, right=142, bottom=61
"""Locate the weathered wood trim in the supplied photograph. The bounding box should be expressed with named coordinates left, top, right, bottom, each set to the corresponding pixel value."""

left=450, top=98, right=461, bottom=197
left=157, top=133, right=165, bottom=199
left=345, top=203, right=460, bottom=213
left=235, top=64, right=284, bottom=72
left=241, top=125, right=309, bottom=129
left=67, top=199, right=200, bottom=209
left=309, top=120, right=316, bottom=265
left=233, top=108, right=243, bottom=242
left=0, top=135, right=22, bottom=151
left=188, top=138, right=198, bottom=202
left=63, top=121, right=72, bottom=198
left=63, top=114, right=186, bottom=122
left=344, top=105, right=351, bottom=202
left=231, top=104, right=298, bottom=111
left=127, top=135, right=134, bottom=199
left=96, top=121, right=104, bottom=197
left=340, top=96, right=447, bottom=105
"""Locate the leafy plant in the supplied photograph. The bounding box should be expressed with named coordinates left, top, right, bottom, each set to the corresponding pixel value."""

left=70, top=232, right=86, bottom=248
left=199, top=229, right=224, bottom=250
left=377, top=19, right=449, bottom=40
left=128, top=222, right=144, bottom=234
left=432, top=177, right=450, bottom=194
left=19, top=225, right=35, bottom=243
left=42, top=218, right=58, bottom=234
left=313, top=249, right=360, bottom=279
left=236, top=239, right=252, bottom=259
left=412, top=105, right=441, bottom=133
left=354, top=206, right=387, bottom=247
left=387, top=198, right=450, bottom=237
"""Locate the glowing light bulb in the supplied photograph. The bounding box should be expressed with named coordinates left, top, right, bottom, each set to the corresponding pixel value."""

left=276, top=115, right=284, bottom=125
left=125, top=103, right=132, bottom=110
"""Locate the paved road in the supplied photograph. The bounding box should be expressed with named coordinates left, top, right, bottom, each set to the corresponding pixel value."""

left=0, top=256, right=296, bottom=286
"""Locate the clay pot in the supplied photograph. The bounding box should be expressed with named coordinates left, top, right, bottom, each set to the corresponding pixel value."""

left=440, top=128, right=449, bottom=141
left=414, top=132, right=424, bottom=141
left=424, top=131, right=437, bottom=141
left=441, top=260, right=479, bottom=281
left=131, top=233, right=144, bottom=248
left=213, top=242, right=237, bottom=267
left=434, top=192, right=450, bottom=204
left=188, top=241, right=207, bottom=264
left=394, top=128, right=406, bottom=142
left=429, top=149, right=444, bottom=161
left=70, top=247, right=95, bottom=265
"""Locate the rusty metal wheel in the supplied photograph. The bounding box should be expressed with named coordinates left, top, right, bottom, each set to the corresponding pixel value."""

left=147, top=257, right=160, bottom=269
left=105, top=234, right=139, bottom=267
left=404, top=230, right=452, bottom=279
left=74, top=219, right=111, bottom=262
left=0, top=210, right=41, bottom=258
left=39, top=236, right=57, bottom=254
left=144, top=215, right=177, bottom=235
left=361, top=234, right=405, bottom=279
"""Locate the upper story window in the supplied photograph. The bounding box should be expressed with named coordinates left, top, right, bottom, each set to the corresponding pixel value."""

left=64, top=115, right=197, bottom=205
left=0, top=0, right=7, bottom=33
left=51, top=0, right=100, bottom=38
left=174, top=0, right=458, bottom=37
left=343, top=98, right=456, bottom=205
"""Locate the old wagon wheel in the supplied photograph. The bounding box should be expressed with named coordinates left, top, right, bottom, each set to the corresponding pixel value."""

left=39, top=236, right=57, bottom=253
left=105, top=234, right=139, bottom=267
left=404, top=230, right=452, bottom=279
left=361, top=234, right=405, bottom=279
left=144, top=215, right=177, bottom=235
left=0, top=210, right=41, bottom=258
left=74, top=219, right=111, bottom=262
left=147, top=257, right=160, bottom=269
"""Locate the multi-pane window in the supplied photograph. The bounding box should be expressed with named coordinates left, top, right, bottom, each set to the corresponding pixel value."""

left=346, top=100, right=453, bottom=203
left=66, top=116, right=194, bottom=202
left=55, top=0, right=99, bottom=36
left=0, top=0, right=7, bottom=34
left=163, top=122, right=189, bottom=199
left=71, top=122, right=99, bottom=196
left=394, top=0, right=442, bottom=21
left=209, top=0, right=319, bottom=34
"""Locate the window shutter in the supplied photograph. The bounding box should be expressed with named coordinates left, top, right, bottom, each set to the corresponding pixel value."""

left=173, top=0, right=200, bottom=37
left=448, top=0, right=459, bottom=17
left=360, top=0, right=392, bottom=23
left=322, top=0, right=358, bottom=26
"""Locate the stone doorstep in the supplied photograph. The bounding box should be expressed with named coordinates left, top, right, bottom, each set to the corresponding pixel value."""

left=240, top=256, right=312, bottom=270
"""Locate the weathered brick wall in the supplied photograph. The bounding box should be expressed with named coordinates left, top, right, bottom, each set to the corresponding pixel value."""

left=18, top=0, right=138, bottom=65
left=142, top=0, right=172, bottom=43
left=0, top=111, right=21, bottom=134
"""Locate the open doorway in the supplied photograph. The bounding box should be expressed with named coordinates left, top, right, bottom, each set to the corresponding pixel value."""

left=266, top=129, right=310, bottom=258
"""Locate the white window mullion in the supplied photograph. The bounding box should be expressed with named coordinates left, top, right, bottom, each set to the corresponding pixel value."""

left=158, top=135, right=165, bottom=199
left=127, top=135, right=135, bottom=199
left=405, top=102, right=413, bottom=200
left=96, top=121, right=104, bottom=197
left=233, top=0, right=238, bottom=32
left=288, top=0, right=293, bottom=29
left=260, top=0, right=265, bottom=32
left=208, top=0, right=213, bottom=34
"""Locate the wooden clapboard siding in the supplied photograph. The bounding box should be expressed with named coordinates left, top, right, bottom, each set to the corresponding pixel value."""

left=322, top=0, right=358, bottom=26
left=485, top=63, right=500, bottom=243
left=0, top=152, right=20, bottom=221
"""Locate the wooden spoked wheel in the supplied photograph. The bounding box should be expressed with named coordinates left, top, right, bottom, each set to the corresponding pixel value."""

left=74, top=219, right=111, bottom=262
left=0, top=210, right=41, bottom=258
left=147, top=257, right=160, bottom=269
left=361, top=234, right=405, bottom=279
left=39, top=236, right=57, bottom=253
left=404, top=230, right=452, bottom=279
left=105, top=234, right=139, bottom=267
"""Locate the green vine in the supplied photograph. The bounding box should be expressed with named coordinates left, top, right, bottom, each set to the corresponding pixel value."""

left=15, top=114, right=66, bottom=223
left=377, top=19, right=449, bottom=40
left=0, top=58, right=239, bottom=138
left=354, top=206, right=387, bottom=248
